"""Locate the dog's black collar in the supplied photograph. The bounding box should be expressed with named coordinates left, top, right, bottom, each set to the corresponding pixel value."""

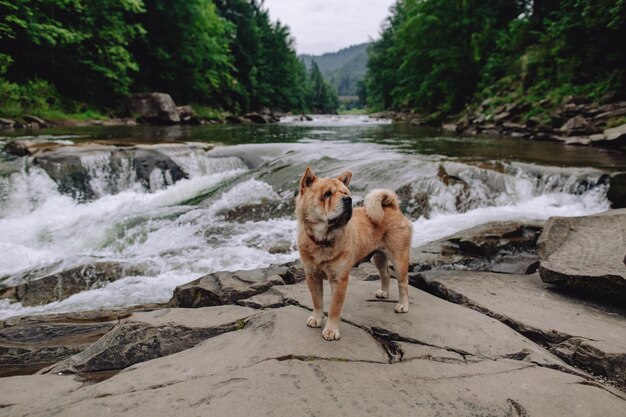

left=306, top=232, right=335, bottom=247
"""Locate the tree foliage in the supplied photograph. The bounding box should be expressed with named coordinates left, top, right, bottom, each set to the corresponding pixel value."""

left=366, top=0, right=626, bottom=115
left=0, top=0, right=339, bottom=114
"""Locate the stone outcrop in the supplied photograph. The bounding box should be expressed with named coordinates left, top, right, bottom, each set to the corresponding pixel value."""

left=411, top=270, right=626, bottom=389
left=2, top=140, right=215, bottom=199
left=609, top=173, right=626, bottom=208
left=44, top=306, right=256, bottom=374
left=0, top=306, right=160, bottom=377
left=2, top=280, right=625, bottom=416
left=0, top=262, right=146, bottom=306
left=1, top=214, right=625, bottom=416
left=410, top=220, right=543, bottom=273
left=126, top=93, right=180, bottom=124
left=168, top=263, right=303, bottom=308
left=537, top=209, right=626, bottom=298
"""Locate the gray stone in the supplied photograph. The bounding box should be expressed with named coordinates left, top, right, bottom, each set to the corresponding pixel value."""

left=2, top=290, right=625, bottom=416
left=410, top=220, right=543, bottom=271
left=45, top=306, right=256, bottom=374
left=537, top=209, right=626, bottom=298
left=22, top=115, right=47, bottom=127
left=126, top=93, right=180, bottom=124
left=0, top=262, right=146, bottom=306
left=608, top=173, right=626, bottom=209
left=412, top=270, right=626, bottom=389
left=0, top=306, right=161, bottom=377
left=168, top=265, right=290, bottom=308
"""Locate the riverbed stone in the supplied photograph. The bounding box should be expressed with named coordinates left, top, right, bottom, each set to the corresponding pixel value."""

left=44, top=305, right=256, bottom=374
left=168, top=265, right=290, bottom=308
left=411, top=270, right=626, bottom=389
left=0, top=262, right=146, bottom=306
left=410, top=220, right=543, bottom=271
left=126, top=93, right=180, bottom=124
left=608, top=173, right=626, bottom=208
left=0, top=306, right=161, bottom=377
left=537, top=209, right=626, bottom=298
left=2, top=285, right=625, bottom=416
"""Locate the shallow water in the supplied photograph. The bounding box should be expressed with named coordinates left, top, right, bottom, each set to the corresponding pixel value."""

left=0, top=115, right=623, bottom=319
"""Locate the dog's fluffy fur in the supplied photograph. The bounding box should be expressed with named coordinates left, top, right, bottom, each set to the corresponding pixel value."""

left=296, top=166, right=413, bottom=341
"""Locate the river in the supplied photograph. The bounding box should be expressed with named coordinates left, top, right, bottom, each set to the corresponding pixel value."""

left=0, top=115, right=623, bottom=319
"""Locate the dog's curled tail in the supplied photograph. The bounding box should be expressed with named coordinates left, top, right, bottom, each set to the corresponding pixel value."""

left=364, top=189, right=400, bottom=223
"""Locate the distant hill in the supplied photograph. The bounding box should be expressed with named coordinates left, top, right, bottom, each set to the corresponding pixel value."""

left=299, top=43, right=369, bottom=97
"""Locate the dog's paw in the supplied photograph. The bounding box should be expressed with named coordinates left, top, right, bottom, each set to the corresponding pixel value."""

left=375, top=289, right=389, bottom=299
left=306, top=315, right=323, bottom=328
left=322, top=327, right=341, bottom=341
left=394, top=302, right=409, bottom=313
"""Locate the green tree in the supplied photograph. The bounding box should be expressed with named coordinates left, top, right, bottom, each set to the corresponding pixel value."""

left=0, top=0, right=145, bottom=106
left=132, top=0, right=234, bottom=106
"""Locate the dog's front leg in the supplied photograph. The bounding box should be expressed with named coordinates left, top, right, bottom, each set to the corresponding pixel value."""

left=305, top=274, right=324, bottom=328
left=322, top=274, right=349, bottom=341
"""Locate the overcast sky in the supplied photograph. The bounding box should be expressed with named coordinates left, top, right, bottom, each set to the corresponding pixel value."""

left=263, top=0, right=396, bottom=55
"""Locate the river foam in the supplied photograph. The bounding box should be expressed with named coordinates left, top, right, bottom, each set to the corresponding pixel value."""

left=0, top=127, right=612, bottom=319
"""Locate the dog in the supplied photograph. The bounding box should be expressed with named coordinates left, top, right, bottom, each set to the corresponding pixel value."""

left=296, top=166, right=413, bottom=341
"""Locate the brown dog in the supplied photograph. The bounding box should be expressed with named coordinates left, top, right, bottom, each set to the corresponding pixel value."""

left=296, top=166, right=413, bottom=341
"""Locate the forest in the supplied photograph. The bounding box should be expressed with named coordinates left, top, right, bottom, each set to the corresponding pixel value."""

left=0, top=0, right=339, bottom=119
left=365, top=0, right=626, bottom=123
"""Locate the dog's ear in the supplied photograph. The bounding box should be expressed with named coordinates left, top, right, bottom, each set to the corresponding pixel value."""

left=300, top=166, right=317, bottom=191
left=337, top=171, right=352, bottom=187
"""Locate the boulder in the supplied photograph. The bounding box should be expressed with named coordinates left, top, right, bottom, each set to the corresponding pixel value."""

left=126, top=93, right=180, bottom=124
left=0, top=262, right=146, bottom=306
left=537, top=209, right=626, bottom=298
left=411, top=270, right=626, bottom=389
left=410, top=221, right=543, bottom=271
left=243, top=112, right=270, bottom=124
left=168, top=265, right=295, bottom=308
left=395, top=184, right=431, bottom=219
left=220, top=199, right=295, bottom=223
left=559, top=115, right=595, bottom=136
left=591, top=123, right=626, bottom=148
left=608, top=173, right=626, bottom=208
left=9, top=141, right=203, bottom=199
left=0, top=117, right=15, bottom=128
left=22, top=115, right=47, bottom=127
left=45, top=305, right=256, bottom=374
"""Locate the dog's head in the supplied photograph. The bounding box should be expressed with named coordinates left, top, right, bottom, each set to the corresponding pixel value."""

left=296, top=166, right=353, bottom=233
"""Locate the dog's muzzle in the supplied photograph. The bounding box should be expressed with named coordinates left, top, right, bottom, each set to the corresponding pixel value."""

left=328, top=196, right=352, bottom=230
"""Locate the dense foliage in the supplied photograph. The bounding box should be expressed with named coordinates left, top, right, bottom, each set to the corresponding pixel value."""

left=0, top=0, right=339, bottom=117
left=365, top=0, right=626, bottom=118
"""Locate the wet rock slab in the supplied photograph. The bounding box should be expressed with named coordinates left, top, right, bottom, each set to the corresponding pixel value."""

left=410, top=220, right=543, bottom=271
left=45, top=306, right=256, bottom=374
left=412, top=270, right=626, bottom=389
left=0, top=262, right=146, bottom=306
left=0, top=307, right=159, bottom=377
left=1, top=284, right=625, bottom=416
left=537, top=209, right=626, bottom=298
left=168, top=264, right=303, bottom=308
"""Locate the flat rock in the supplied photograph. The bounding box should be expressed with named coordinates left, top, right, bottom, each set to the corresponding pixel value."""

left=0, top=262, right=146, bottom=306
left=413, top=270, right=626, bottom=389
left=0, top=305, right=162, bottom=377
left=168, top=265, right=295, bottom=308
left=278, top=280, right=564, bottom=364
left=1, top=293, right=624, bottom=416
left=537, top=209, right=626, bottom=298
left=45, top=305, right=256, bottom=374
left=410, top=220, right=543, bottom=271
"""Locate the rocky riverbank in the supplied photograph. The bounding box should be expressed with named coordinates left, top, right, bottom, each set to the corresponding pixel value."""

left=0, top=92, right=286, bottom=130
left=373, top=98, right=626, bottom=150
left=1, top=210, right=625, bottom=416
